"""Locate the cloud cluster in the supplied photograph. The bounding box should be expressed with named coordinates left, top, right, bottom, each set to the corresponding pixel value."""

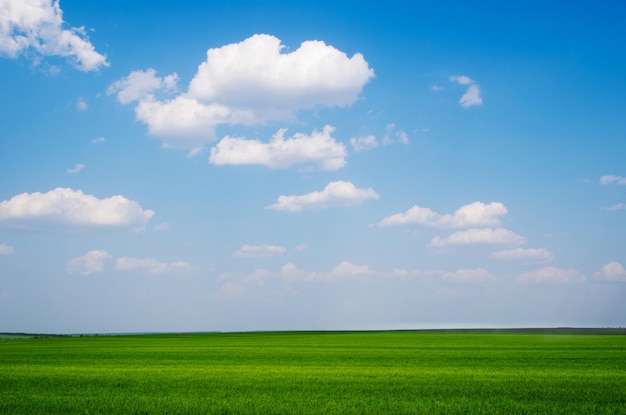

left=382, top=123, right=409, bottom=145
left=0, top=0, right=108, bottom=71
left=209, top=126, right=347, bottom=171
left=214, top=262, right=510, bottom=301
left=450, top=75, right=482, bottom=108
left=349, top=124, right=409, bottom=152
left=234, top=244, right=286, bottom=258
left=378, top=201, right=528, bottom=249
left=109, top=34, right=374, bottom=148
left=214, top=260, right=375, bottom=299
left=377, top=201, right=507, bottom=228
left=0, top=188, right=154, bottom=228
left=349, top=135, right=377, bottom=152
left=267, top=181, right=379, bottom=212
left=66, top=250, right=193, bottom=275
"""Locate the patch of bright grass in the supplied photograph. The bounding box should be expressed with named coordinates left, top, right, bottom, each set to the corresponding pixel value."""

left=0, top=331, right=625, bottom=414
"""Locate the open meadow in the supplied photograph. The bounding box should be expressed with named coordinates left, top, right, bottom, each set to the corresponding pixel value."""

left=1, top=330, right=625, bottom=414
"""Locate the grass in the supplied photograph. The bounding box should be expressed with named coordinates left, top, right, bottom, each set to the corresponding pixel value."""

left=0, top=330, right=625, bottom=414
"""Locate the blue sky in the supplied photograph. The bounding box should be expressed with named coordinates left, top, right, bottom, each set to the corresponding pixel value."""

left=1, top=0, right=625, bottom=333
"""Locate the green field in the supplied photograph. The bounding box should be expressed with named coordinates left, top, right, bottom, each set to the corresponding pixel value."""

left=1, top=330, right=625, bottom=414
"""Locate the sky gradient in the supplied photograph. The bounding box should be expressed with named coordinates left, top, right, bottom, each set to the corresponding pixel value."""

left=1, top=0, right=625, bottom=333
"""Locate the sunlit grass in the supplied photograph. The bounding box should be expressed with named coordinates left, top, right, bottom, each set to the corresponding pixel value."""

left=1, top=331, right=625, bottom=414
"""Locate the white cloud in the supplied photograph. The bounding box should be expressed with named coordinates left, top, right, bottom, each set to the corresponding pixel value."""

left=280, top=261, right=373, bottom=282
left=267, top=181, right=379, bottom=212
left=428, top=228, right=526, bottom=247
left=491, top=248, right=553, bottom=262
left=188, top=34, right=374, bottom=111
left=450, top=75, right=473, bottom=85
left=396, top=130, right=409, bottom=144
left=115, top=257, right=193, bottom=274
left=0, top=0, right=108, bottom=71
left=209, top=125, right=347, bottom=171
left=594, top=261, right=626, bottom=282
left=382, top=123, right=409, bottom=145
left=519, top=267, right=586, bottom=284
left=213, top=281, right=244, bottom=300
left=460, top=84, right=483, bottom=108
left=377, top=201, right=507, bottom=228
left=134, top=96, right=233, bottom=147
left=602, top=203, right=626, bottom=210
left=330, top=261, right=373, bottom=277
left=76, top=97, right=88, bottom=111
left=153, top=222, right=170, bottom=231
left=0, top=188, right=154, bottom=227
left=0, top=243, right=14, bottom=255
left=91, top=136, right=106, bottom=144
left=602, top=203, right=626, bottom=211
left=234, top=244, right=286, bottom=258
left=109, top=34, right=374, bottom=148
left=600, top=175, right=626, bottom=185
left=66, top=163, right=84, bottom=174
left=65, top=250, right=112, bottom=275
left=350, top=135, right=377, bottom=152
left=450, top=75, right=482, bottom=108
left=442, top=268, right=495, bottom=283
left=186, top=147, right=203, bottom=158
left=295, top=243, right=308, bottom=252
left=107, top=68, right=179, bottom=105
left=66, top=250, right=193, bottom=276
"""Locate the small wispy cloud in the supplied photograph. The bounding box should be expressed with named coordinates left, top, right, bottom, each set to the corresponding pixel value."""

left=234, top=244, right=286, bottom=258
left=600, top=175, right=626, bottom=185
left=382, top=123, right=409, bottom=145
left=76, top=97, right=89, bottom=112
left=350, top=135, right=377, bottom=152
left=67, top=164, right=85, bottom=174
left=450, top=75, right=483, bottom=108
left=519, top=267, right=585, bottom=284
left=91, top=137, right=106, bottom=144
left=491, top=247, right=553, bottom=262
left=187, top=148, right=203, bottom=158
left=66, top=250, right=112, bottom=275
left=153, top=222, right=170, bottom=231
left=115, top=257, right=194, bottom=274
left=0, top=243, right=15, bottom=255
left=450, top=75, right=473, bottom=85
left=441, top=268, right=495, bottom=283
left=602, top=203, right=626, bottom=211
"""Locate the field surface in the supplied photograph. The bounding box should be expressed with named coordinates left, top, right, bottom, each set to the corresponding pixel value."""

left=1, top=330, right=625, bottom=414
